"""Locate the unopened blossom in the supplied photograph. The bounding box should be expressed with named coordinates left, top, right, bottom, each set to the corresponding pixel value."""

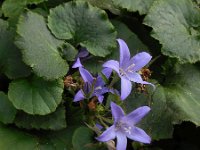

left=72, top=58, right=112, bottom=103
left=103, top=39, right=154, bottom=100
left=96, top=102, right=151, bottom=150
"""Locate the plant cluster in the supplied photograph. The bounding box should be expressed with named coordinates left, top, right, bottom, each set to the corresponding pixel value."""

left=0, top=0, right=200, bottom=149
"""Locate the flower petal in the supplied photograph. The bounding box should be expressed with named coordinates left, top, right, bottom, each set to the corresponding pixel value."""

left=102, top=68, right=112, bottom=79
left=121, top=78, right=132, bottom=100
left=96, top=123, right=103, bottom=130
left=77, top=48, right=89, bottom=58
left=96, top=95, right=104, bottom=103
left=129, top=52, right=152, bottom=72
left=79, top=67, right=93, bottom=84
left=127, top=72, right=155, bottom=88
left=117, top=39, right=130, bottom=68
left=126, top=106, right=150, bottom=125
left=103, top=60, right=119, bottom=75
left=74, top=90, right=85, bottom=102
left=72, top=58, right=83, bottom=68
left=126, top=127, right=151, bottom=144
left=111, top=102, right=125, bottom=123
left=96, top=125, right=116, bottom=142
left=116, top=132, right=127, bottom=150
left=95, top=76, right=105, bottom=87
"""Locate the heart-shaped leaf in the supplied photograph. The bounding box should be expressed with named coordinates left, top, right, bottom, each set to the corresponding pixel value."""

left=48, top=1, right=116, bottom=57
left=14, top=106, right=66, bottom=130
left=0, top=19, right=31, bottom=79
left=144, top=0, right=200, bottom=63
left=0, top=92, right=17, bottom=124
left=125, top=64, right=200, bottom=140
left=16, top=11, right=68, bottom=80
left=112, top=0, right=155, bottom=14
left=2, top=0, right=48, bottom=26
left=8, top=76, right=64, bottom=115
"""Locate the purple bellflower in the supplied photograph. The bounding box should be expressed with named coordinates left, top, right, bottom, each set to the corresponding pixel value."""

left=103, top=39, right=154, bottom=100
left=96, top=102, right=151, bottom=150
left=72, top=58, right=112, bottom=103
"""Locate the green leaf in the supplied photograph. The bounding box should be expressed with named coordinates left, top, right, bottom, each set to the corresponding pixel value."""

left=2, top=0, right=47, bottom=26
left=163, top=64, right=200, bottom=125
left=0, top=123, right=80, bottom=149
left=125, top=64, right=200, bottom=140
left=83, top=56, right=104, bottom=74
left=144, top=0, right=200, bottom=63
left=27, top=0, right=48, bottom=4
left=62, top=42, right=78, bottom=61
left=0, top=124, right=38, bottom=150
left=112, top=20, right=148, bottom=55
left=46, top=126, right=79, bottom=149
left=78, top=0, right=120, bottom=14
left=72, top=127, right=97, bottom=150
left=84, top=20, right=148, bottom=74
left=48, top=1, right=116, bottom=57
left=124, top=85, right=174, bottom=140
left=14, top=106, right=66, bottom=130
left=8, top=76, right=64, bottom=115
left=16, top=11, right=68, bottom=80
left=0, top=19, right=31, bottom=79
left=0, top=92, right=17, bottom=124
left=112, top=0, right=155, bottom=14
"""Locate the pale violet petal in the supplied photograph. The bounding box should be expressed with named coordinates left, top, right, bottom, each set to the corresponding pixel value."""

left=126, top=127, right=151, bottom=144
left=121, top=78, right=132, bottom=100
left=74, top=90, right=85, bottom=102
left=96, top=95, right=104, bottom=103
left=96, top=123, right=103, bottom=130
left=95, top=76, right=105, bottom=87
left=102, top=68, right=112, bottom=79
left=127, top=72, right=155, bottom=88
left=103, top=60, right=119, bottom=75
left=96, top=125, right=116, bottom=142
left=129, top=52, right=152, bottom=72
left=79, top=67, right=93, bottom=84
left=72, top=58, right=83, bottom=68
left=126, top=106, right=150, bottom=125
left=116, top=132, right=127, bottom=150
left=117, top=39, right=130, bottom=68
left=111, top=102, right=125, bottom=123
left=77, top=48, right=89, bottom=58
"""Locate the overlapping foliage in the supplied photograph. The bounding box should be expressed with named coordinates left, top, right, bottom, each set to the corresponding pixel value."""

left=0, top=0, right=200, bottom=149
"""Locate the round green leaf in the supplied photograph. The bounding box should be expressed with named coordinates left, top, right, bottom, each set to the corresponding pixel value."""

left=16, top=11, right=68, bottom=80
left=0, top=92, right=17, bottom=124
left=0, top=19, right=31, bottom=79
left=2, top=0, right=48, bottom=26
left=78, top=0, right=120, bottom=14
left=48, top=1, right=116, bottom=57
left=72, top=127, right=96, bottom=150
left=144, top=0, right=200, bottom=63
left=112, top=0, right=155, bottom=14
left=8, top=76, right=64, bottom=115
left=163, top=64, right=200, bottom=125
left=0, top=124, right=37, bottom=150
left=14, top=106, right=66, bottom=130
left=124, top=85, right=174, bottom=140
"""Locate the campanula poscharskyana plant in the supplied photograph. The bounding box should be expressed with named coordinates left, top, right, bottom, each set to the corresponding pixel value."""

left=96, top=102, right=151, bottom=150
left=72, top=58, right=113, bottom=103
left=103, top=39, right=154, bottom=100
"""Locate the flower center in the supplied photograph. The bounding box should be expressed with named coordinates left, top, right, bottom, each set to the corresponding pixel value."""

left=115, top=121, right=132, bottom=134
left=119, top=68, right=126, bottom=76
left=95, top=86, right=102, bottom=90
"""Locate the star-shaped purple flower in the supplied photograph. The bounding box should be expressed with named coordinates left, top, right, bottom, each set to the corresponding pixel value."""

left=96, top=102, right=151, bottom=150
left=103, top=39, right=154, bottom=100
left=72, top=58, right=112, bottom=103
